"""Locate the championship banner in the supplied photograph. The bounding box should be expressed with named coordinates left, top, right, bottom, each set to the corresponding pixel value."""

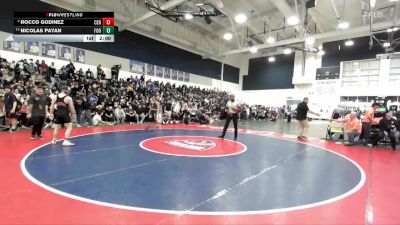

left=3, top=41, right=21, bottom=52
left=184, top=72, right=190, bottom=82
left=130, top=60, right=144, bottom=74
left=171, top=69, right=177, bottom=80
left=156, top=66, right=164, bottom=77
left=178, top=71, right=184, bottom=81
left=42, top=42, right=56, bottom=58
left=164, top=68, right=171, bottom=79
left=59, top=45, right=72, bottom=61
left=24, top=42, right=39, bottom=55
left=146, top=64, right=154, bottom=76
left=75, top=48, right=85, bottom=63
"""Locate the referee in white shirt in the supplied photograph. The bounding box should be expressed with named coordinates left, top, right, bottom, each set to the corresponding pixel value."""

left=219, top=94, right=240, bottom=141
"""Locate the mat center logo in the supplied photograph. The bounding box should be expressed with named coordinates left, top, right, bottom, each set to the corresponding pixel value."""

left=141, top=136, right=246, bottom=157
left=165, top=140, right=216, bottom=151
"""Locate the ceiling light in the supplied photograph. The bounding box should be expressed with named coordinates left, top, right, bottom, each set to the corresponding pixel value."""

left=287, top=16, right=299, bottom=26
left=338, top=21, right=349, bottom=29
left=249, top=47, right=258, bottom=53
left=394, top=27, right=399, bottom=31
left=235, top=14, right=247, bottom=24
left=223, top=32, right=233, bottom=40
left=387, top=28, right=394, bottom=33
left=370, top=0, right=376, bottom=8
left=184, top=13, right=193, bottom=20
left=196, top=3, right=204, bottom=6
left=345, top=40, right=354, bottom=46
left=283, top=48, right=292, bottom=54
left=266, top=36, right=275, bottom=44
left=383, top=42, right=391, bottom=48
left=305, top=37, right=315, bottom=45
left=318, top=50, right=325, bottom=56
left=268, top=56, right=276, bottom=62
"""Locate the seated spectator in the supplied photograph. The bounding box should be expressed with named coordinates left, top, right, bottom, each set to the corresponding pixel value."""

left=137, top=105, right=147, bottom=123
left=335, top=112, right=361, bottom=146
left=93, top=110, right=114, bottom=126
left=103, top=106, right=114, bottom=122
left=126, top=105, right=138, bottom=124
left=19, top=101, right=30, bottom=128
left=114, top=105, right=126, bottom=124
left=378, top=111, right=400, bottom=150
left=85, top=68, right=94, bottom=78
left=270, top=109, right=277, bottom=121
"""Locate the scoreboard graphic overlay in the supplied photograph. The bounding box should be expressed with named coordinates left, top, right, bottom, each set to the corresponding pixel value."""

left=13, top=12, right=114, bottom=42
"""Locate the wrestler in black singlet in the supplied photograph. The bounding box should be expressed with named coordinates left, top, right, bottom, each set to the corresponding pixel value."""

left=54, top=94, right=71, bottom=124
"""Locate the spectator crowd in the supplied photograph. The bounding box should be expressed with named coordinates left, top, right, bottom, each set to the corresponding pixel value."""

left=0, top=55, right=259, bottom=130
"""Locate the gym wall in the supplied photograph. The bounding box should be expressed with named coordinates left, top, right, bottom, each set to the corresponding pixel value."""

left=0, top=0, right=240, bottom=86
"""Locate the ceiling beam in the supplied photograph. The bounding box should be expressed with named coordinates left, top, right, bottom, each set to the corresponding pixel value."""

left=119, top=0, right=187, bottom=31
left=269, top=0, right=301, bottom=33
left=219, top=19, right=400, bottom=56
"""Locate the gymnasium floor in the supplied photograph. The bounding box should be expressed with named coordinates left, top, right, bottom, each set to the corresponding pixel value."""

left=1, top=121, right=399, bottom=225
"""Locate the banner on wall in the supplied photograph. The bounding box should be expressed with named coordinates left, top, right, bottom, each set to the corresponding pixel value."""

left=24, top=42, right=39, bottom=55
left=184, top=72, right=190, bottom=82
left=164, top=68, right=171, bottom=79
left=42, top=43, right=56, bottom=58
left=171, top=69, right=177, bottom=80
left=156, top=66, right=164, bottom=77
left=177, top=71, right=184, bottom=81
left=75, top=48, right=85, bottom=63
left=316, top=66, right=340, bottom=80
left=3, top=41, right=21, bottom=52
left=59, top=45, right=72, bottom=61
left=130, top=60, right=144, bottom=74
left=147, top=64, right=154, bottom=76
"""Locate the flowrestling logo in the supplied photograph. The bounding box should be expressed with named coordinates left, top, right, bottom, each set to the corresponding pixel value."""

left=140, top=136, right=247, bottom=157
left=165, top=140, right=216, bottom=151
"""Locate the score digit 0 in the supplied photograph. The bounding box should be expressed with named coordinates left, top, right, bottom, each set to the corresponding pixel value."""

left=102, top=18, right=114, bottom=26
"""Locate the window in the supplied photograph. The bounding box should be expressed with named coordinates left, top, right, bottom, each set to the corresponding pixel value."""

left=340, top=96, right=349, bottom=102
left=389, top=58, right=400, bottom=87
left=342, top=59, right=380, bottom=87
left=387, top=96, right=399, bottom=102
left=358, top=96, right=367, bottom=102
left=348, top=96, right=358, bottom=102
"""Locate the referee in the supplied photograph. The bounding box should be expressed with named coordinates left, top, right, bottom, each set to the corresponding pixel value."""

left=219, top=94, right=240, bottom=141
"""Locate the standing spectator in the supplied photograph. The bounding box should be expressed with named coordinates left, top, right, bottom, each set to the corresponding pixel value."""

left=295, top=97, right=320, bottom=140
left=111, top=64, right=121, bottom=81
left=3, top=86, right=18, bottom=132
left=80, top=96, right=92, bottom=127
left=97, top=64, right=104, bottom=79
left=359, top=103, right=380, bottom=147
left=27, top=86, right=49, bottom=140
left=74, top=94, right=84, bottom=127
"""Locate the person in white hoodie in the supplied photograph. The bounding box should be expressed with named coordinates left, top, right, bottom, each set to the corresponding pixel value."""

left=114, top=105, right=126, bottom=124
